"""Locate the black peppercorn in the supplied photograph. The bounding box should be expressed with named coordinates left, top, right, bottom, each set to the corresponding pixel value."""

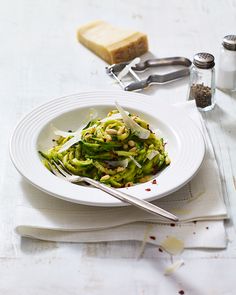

left=190, top=83, right=212, bottom=108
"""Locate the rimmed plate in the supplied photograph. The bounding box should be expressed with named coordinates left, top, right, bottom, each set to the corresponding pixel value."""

left=10, top=90, right=205, bottom=206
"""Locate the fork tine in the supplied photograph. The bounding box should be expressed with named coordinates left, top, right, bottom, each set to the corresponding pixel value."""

left=51, top=160, right=72, bottom=178
left=48, top=162, right=65, bottom=179
left=57, top=159, right=73, bottom=175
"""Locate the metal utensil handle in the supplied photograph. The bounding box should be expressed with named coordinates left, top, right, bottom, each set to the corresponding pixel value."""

left=125, top=68, right=190, bottom=91
left=150, top=68, right=190, bottom=83
left=134, top=57, right=192, bottom=71
left=84, top=177, right=178, bottom=221
left=125, top=80, right=149, bottom=91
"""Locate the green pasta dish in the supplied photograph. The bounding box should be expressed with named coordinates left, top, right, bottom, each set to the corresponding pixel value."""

left=39, top=102, right=170, bottom=188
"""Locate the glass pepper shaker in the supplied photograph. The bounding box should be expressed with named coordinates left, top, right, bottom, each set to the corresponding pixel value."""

left=216, top=35, right=236, bottom=92
left=187, top=52, right=216, bottom=111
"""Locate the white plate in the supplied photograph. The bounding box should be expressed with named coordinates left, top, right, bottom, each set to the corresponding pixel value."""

left=10, top=90, right=205, bottom=207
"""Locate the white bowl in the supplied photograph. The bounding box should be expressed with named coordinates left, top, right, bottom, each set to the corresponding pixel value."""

left=10, top=90, right=205, bottom=206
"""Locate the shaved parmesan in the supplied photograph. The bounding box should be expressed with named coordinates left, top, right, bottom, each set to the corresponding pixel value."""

left=106, top=158, right=129, bottom=168
left=100, top=112, right=128, bottom=123
left=146, top=150, right=159, bottom=160
left=129, top=156, right=141, bottom=168
left=88, top=108, right=98, bottom=121
left=160, top=236, right=184, bottom=255
left=51, top=125, right=78, bottom=137
left=58, top=134, right=82, bottom=153
left=115, top=101, right=150, bottom=139
left=137, top=224, right=154, bottom=259
left=50, top=125, right=83, bottom=153
left=164, top=259, right=185, bottom=276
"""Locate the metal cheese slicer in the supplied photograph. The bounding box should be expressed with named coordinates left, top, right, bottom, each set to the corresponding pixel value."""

left=106, top=56, right=192, bottom=91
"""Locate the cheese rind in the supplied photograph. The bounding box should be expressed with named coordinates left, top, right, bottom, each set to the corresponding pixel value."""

left=77, top=20, right=148, bottom=64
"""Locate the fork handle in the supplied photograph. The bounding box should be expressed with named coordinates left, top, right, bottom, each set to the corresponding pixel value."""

left=83, top=178, right=178, bottom=222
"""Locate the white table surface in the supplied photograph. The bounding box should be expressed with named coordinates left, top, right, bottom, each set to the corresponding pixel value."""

left=1, top=0, right=236, bottom=294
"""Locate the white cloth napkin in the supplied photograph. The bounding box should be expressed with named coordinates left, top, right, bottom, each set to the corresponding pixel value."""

left=14, top=102, right=228, bottom=249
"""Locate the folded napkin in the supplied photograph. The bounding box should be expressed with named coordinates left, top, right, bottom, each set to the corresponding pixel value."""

left=14, top=101, right=228, bottom=249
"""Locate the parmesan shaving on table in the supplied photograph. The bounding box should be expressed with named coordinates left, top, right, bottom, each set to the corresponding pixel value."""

left=164, top=259, right=185, bottom=276
left=160, top=236, right=184, bottom=255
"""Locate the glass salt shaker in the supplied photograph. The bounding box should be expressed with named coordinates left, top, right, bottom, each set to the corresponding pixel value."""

left=187, top=52, right=216, bottom=111
left=216, top=35, right=236, bottom=92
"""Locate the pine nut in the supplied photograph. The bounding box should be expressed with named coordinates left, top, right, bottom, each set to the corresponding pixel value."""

left=128, top=140, right=135, bottom=147
left=117, top=166, right=125, bottom=173
left=106, top=128, right=117, bottom=135
left=100, top=175, right=110, bottom=181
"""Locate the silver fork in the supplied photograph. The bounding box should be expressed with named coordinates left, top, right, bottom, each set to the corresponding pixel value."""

left=50, top=160, right=179, bottom=222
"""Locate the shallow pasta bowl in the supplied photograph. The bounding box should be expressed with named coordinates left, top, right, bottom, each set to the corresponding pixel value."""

left=10, top=90, right=205, bottom=207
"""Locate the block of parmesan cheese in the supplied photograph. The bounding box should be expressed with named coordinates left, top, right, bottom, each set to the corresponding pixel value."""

left=77, top=20, right=148, bottom=64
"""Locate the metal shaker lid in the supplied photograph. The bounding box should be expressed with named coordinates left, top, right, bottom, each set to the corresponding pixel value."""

left=193, top=53, right=215, bottom=69
left=222, top=35, right=236, bottom=51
